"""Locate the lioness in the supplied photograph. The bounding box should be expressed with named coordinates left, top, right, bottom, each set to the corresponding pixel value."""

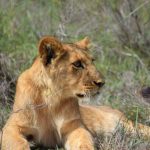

left=1, top=36, right=150, bottom=150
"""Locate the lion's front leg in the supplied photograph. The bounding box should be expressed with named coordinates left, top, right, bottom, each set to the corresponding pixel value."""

left=1, top=125, right=30, bottom=150
left=65, top=127, right=94, bottom=150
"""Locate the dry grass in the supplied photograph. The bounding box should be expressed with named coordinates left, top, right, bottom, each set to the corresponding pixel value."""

left=0, top=53, right=17, bottom=105
left=0, top=53, right=16, bottom=128
left=94, top=127, right=150, bottom=150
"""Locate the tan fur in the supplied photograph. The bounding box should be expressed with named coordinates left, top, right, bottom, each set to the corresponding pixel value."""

left=1, top=36, right=150, bottom=150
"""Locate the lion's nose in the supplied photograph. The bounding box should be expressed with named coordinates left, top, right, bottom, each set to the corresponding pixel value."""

left=93, top=80, right=105, bottom=88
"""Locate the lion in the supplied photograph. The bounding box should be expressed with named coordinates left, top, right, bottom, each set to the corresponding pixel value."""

left=1, top=36, right=150, bottom=150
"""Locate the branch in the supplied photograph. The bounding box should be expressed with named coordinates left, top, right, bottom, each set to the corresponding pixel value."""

left=125, top=0, right=150, bottom=19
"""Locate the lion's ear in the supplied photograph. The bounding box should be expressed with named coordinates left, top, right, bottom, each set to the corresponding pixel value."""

left=75, top=37, right=90, bottom=49
left=38, top=36, right=63, bottom=66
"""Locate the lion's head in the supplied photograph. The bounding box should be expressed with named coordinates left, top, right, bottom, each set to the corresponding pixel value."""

left=38, top=36, right=105, bottom=99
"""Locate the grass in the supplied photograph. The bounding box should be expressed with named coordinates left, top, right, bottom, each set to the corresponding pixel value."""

left=0, top=0, right=150, bottom=149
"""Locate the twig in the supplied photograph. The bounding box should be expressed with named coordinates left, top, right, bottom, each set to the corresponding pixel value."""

left=125, top=0, right=150, bottom=19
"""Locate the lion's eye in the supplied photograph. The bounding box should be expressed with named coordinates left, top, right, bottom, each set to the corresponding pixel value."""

left=72, top=60, right=84, bottom=69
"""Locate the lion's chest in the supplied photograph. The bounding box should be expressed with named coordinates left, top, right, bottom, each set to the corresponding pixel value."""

left=35, top=108, right=64, bottom=147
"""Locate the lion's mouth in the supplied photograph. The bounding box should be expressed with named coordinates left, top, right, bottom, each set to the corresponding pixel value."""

left=76, top=91, right=100, bottom=98
left=76, top=93, right=85, bottom=98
